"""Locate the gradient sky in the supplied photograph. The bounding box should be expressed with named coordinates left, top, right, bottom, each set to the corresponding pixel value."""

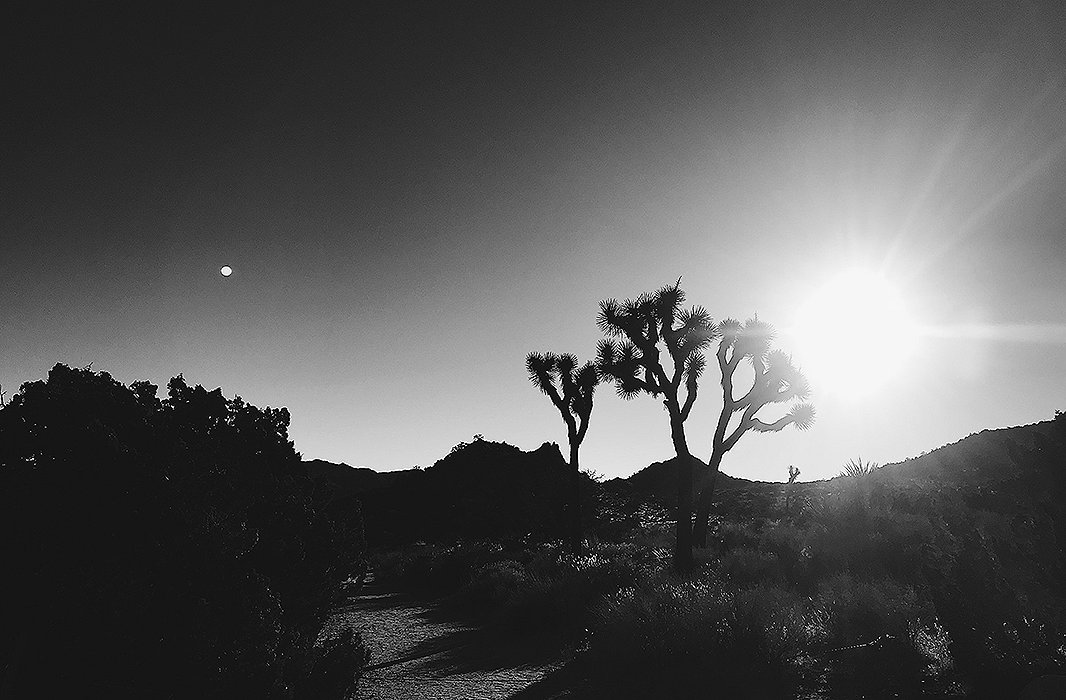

left=5, top=1, right=1066, bottom=481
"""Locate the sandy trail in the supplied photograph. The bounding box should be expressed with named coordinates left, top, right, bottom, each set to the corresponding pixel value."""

left=320, top=576, right=565, bottom=700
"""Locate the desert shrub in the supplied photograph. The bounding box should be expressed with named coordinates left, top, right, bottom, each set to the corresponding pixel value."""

left=800, top=486, right=940, bottom=583
left=456, top=543, right=664, bottom=644
left=374, top=540, right=665, bottom=646
left=370, top=546, right=434, bottom=588
left=371, top=541, right=508, bottom=595
left=839, top=457, right=880, bottom=478
left=581, top=578, right=821, bottom=698
left=715, top=518, right=764, bottom=551
left=816, top=573, right=933, bottom=646
left=591, top=487, right=675, bottom=541
left=464, top=559, right=531, bottom=608
left=487, top=572, right=585, bottom=642
left=813, top=573, right=950, bottom=696
left=792, top=477, right=1066, bottom=697
left=927, top=522, right=1066, bottom=698
left=911, top=618, right=956, bottom=680
left=716, top=547, right=784, bottom=586
left=757, top=519, right=818, bottom=590
left=298, top=628, right=370, bottom=700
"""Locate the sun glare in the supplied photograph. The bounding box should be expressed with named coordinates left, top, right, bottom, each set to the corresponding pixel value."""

left=791, top=269, right=918, bottom=398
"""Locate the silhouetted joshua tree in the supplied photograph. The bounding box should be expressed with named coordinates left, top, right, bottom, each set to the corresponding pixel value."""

left=784, top=464, right=801, bottom=517
left=526, top=351, right=598, bottom=553
left=596, top=280, right=717, bottom=572
left=693, top=316, right=815, bottom=546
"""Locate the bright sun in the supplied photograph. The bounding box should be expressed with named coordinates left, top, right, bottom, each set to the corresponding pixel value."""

left=791, top=269, right=918, bottom=398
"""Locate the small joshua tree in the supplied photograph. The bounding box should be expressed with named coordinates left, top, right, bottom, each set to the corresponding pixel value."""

left=784, top=465, right=801, bottom=516
left=693, top=317, right=815, bottom=547
left=596, top=280, right=717, bottom=572
left=526, top=352, right=598, bottom=553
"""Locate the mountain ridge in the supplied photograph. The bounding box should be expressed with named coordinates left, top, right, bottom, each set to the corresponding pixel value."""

left=305, top=417, right=1060, bottom=493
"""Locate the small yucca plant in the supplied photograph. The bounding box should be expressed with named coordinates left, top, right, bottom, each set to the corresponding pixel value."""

left=839, top=456, right=880, bottom=478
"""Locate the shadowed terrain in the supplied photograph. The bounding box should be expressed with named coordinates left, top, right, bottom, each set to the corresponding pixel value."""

left=3, top=364, right=1064, bottom=698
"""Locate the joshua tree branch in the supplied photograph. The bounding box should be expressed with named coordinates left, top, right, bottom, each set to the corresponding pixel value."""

left=750, top=415, right=794, bottom=432
left=544, top=383, right=568, bottom=416
left=680, top=383, right=698, bottom=422
left=651, top=363, right=674, bottom=400
left=575, top=415, right=589, bottom=445
left=559, top=406, right=578, bottom=437
left=670, top=361, right=684, bottom=393
left=723, top=402, right=760, bottom=452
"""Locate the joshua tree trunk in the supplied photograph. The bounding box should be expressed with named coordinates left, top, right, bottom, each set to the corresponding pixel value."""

left=692, top=453, right=723, bottom=548
left=525, top=352, right=596, bottom=558
left=569, top=439, right=582, bottom=554
left=669, top=409, right=694, bottom=573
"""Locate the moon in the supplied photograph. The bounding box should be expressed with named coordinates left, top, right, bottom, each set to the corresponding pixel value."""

left=791, top=268, right=919, bottom=398
left=220, top=265, right=233, bottom=277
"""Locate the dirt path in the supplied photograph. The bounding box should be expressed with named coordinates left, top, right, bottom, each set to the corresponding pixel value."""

left=320, top=577, right=567, bottom=700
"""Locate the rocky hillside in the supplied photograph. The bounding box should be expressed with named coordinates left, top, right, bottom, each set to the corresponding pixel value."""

left=307, top=437, right=588, bottom=546
left=306, top=415, right=1066, bottom=541
left=597, top=416, right=1064, bottom=519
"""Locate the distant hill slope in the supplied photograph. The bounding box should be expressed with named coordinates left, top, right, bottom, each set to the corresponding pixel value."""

left=304, top=458, right=413, bottom=500
left=604, top=417, right=1063, bottom=518
left=305, top=416, right=1064, bottom=538
left=603, top=457, right=753, bottom=505
left=870, top=420, right=1056, bottom=484
left=600, top=456, right=789, bottom=520
left=306, top=437, right=585, bottom=546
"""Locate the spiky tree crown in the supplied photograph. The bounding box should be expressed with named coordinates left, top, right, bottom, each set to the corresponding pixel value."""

left=716, top=316, right=816, bottom=439
left=526, top=351, right=598, bottom=430
left=595, top=281, right=718, bottom=419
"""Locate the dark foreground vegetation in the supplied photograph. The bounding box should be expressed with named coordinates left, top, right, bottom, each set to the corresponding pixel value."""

left=365, top=418, right=1066, bottom=699
left=3, top=363, right=1065, bottom=698
left=0, top=364, right=368, bottom=698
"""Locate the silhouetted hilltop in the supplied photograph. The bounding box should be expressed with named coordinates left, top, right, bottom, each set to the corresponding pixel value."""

left=606, top=456, right=754, bottom=505
left=338, top=437, right=586, bottom=547
left=304, top=458, right=413, bottom=499
left=869, top=420, right=1057, bottom=484
left=596, top=417, right=1064, bottom=520
left=311, top=417, right=1065, bottom=546
left=597, top=456, right=796, bottom=521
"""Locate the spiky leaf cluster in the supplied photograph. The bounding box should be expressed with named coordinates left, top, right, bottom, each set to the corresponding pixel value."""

left=839, top=456, right=880, bottom=478
left=596, top=281, right=718, bottom=420
left=713, top=317, right=815, bottom=454
left=526, top=351, right=598, bottom=439
left=721, top=314, right=774, bottom=359
left=745, top=349, right=814, bottom=425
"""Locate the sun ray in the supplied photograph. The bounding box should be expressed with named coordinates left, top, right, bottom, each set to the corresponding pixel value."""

left=919, top=323, right=1066, bottom=344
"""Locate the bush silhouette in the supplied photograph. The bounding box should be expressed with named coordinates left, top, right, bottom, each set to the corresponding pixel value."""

left=0, top=364, right=366, bottom=698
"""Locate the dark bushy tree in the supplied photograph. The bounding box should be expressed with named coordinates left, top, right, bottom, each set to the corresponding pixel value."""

left=693, top=317, right=815, bottom=547
left=527, top=352, right=598, bottom=553
left=0, top=364, right=366, bottom=698
left=596, top=280, right=717, bottom=572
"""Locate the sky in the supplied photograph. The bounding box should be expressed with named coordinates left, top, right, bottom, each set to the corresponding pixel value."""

left=4, top=1, right=1066, bottom=481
